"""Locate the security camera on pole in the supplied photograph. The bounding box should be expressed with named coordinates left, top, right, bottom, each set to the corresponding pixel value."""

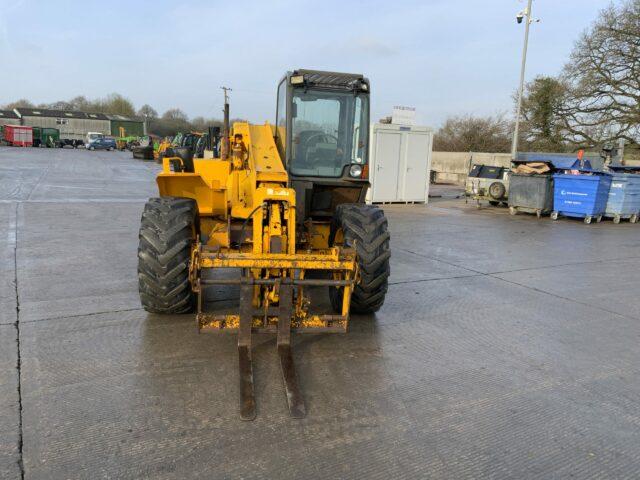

left=511, top=0, right=540, bottom=160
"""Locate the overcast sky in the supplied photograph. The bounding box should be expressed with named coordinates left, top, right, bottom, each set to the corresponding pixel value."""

left=0, top=0, right=613, bottom=127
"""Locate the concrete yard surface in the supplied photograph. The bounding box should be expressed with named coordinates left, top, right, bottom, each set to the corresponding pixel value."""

left=1, top=147, right=640, bottom=479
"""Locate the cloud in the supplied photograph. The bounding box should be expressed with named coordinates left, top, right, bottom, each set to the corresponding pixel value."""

left=320, top=35, right=398, bottom=58
left=17, top=41, right=43, bottom=55
left=351, top=36, right=398, bottom=57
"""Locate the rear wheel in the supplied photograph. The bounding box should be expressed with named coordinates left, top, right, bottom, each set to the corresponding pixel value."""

left=138, top=197, right=198, bottom=314
left=488, top=182, right=506, bottom=201
left=329, top=204, right=390, bottom=314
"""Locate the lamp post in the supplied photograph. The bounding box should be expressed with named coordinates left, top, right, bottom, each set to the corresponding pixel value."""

left=511, top=0, right=536, bottom=160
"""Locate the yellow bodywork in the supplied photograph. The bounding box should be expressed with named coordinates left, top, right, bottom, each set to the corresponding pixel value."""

left=154, top=138, right=172, bottom=161
left=158, top=121, right=357, bottom=332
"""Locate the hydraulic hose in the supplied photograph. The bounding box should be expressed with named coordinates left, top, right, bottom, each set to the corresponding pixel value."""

left=233, top=203, right=265, bottom=250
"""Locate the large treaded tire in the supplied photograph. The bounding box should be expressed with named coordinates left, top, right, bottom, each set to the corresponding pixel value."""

left=138, top=197, right=197, bottom=314
left=330, top=204, right=391, bottom=314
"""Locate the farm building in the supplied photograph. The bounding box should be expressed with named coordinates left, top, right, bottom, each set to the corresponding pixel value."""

left=14, top=108, right=111, bottom=141
left=106, top=114, right=145, bottom=137
left=0, top=109, right=21, bottom=126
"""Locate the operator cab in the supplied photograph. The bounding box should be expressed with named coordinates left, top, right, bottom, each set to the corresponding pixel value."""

left=275, top=70, right=370, bottom=222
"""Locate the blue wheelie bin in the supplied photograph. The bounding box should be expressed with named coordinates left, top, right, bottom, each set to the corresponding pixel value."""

left=551, top=173, right=612, bottom=224
left=604, top=173, right=640, bottom=224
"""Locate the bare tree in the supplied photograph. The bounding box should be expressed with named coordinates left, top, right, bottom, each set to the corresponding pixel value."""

left=48, top=101, right=74, bottom=111
left=69, top=96, right=92, bottom=111
left=434, top=114, right=513, bottom=152
left=137, top=104, right=158, bottom=119
left=100, top=93, right=136, bottom=116
left=162, top=108, right=189, bottom=122
left=3, top=99, right=34, bottom=110
left=152, top=108, right=191, bottom=137
left=559, top=0, right=640, bottom=148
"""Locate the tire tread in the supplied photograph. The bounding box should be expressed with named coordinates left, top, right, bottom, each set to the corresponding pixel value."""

left=330, top=204, right=390, bottom=314
left=137, top=197, right=197, bottom=314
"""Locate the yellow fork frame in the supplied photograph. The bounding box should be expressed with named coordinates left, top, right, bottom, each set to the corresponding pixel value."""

left=191, top=245, right=358, bottom=333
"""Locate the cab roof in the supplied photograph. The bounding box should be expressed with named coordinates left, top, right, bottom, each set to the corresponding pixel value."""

left=289, top=69, right=369, bottom=91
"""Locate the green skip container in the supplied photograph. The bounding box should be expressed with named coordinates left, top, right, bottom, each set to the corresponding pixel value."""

left=32, top=127, right=60, bottom=148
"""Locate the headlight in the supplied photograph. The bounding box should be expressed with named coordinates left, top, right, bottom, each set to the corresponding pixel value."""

left=290, top=75, right=304, bottom=85
left=349, top=164, right=363, bottom=177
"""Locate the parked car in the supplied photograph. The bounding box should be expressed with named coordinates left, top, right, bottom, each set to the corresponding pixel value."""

left=86, top=132, right=105, bottom=145
left=87, top=137, right=116, bottom=151
left=465, top=164, right=510, bottom=207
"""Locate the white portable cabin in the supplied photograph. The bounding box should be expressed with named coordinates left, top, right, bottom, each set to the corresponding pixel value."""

left=367, top=123, right=433, bottom=204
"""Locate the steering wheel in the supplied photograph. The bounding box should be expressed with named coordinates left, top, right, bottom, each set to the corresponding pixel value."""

left=302, top=132, right=338, bottom=151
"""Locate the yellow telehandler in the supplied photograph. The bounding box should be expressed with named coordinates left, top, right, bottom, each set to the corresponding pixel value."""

left=138, top=69, right=390, bottom=420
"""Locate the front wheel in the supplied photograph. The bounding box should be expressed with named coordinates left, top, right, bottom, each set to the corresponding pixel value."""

left=137, top=197, right=198, bottom=314
left=329, top=204, right=391, bottom=314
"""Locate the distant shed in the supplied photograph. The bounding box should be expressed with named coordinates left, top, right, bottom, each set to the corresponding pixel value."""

left=0, top=109, right=21, bottom=126
left=106, top=114, right=145, bottom=137
left=14, top=108, right=110, bottom=141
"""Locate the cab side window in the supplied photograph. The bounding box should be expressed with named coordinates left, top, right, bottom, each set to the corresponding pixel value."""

left=275, top=80, right=287, bottom=161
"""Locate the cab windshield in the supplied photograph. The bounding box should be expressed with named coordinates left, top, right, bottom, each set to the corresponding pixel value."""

left=290, top=89, right=368, bottom=177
